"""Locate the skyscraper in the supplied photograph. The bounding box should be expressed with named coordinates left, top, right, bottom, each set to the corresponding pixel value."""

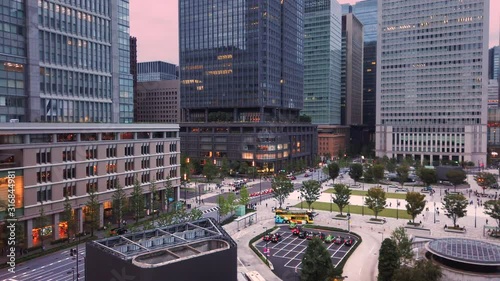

left=341, top=13, right=364, bottom=126
left=138, top=61, right=179, bottom=82
left=302, top=0, right=342, bottom=125
left=489, top=46, right=500, bottom=80
left=179, top=0, right=317, bottom=172
left=377, top=0, right=489, bottom=165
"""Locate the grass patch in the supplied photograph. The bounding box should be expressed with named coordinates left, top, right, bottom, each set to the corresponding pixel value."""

left=296, top=201, right=412, bottom=220
left=324, top=188, right=408, bottom=200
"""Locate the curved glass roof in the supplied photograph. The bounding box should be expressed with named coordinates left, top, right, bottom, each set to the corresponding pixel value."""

left=427, top=238, right=500, bottom=266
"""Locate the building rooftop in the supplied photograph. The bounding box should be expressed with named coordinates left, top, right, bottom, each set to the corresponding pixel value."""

left=88, top=218, right=236, bottom=262
left=427, top=238, right=500, bottom=266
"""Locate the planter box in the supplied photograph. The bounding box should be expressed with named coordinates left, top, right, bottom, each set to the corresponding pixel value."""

left=366, top=219, right=386, bottom=225
left=332, top=216, right=349, bottom=221
left=444, top=227, right=466, bottom=233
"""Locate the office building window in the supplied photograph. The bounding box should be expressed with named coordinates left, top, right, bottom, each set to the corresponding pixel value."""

left=106, top=160, right=117, bottom=173
left=169, top=168, right=177, bottom=178
left=86, top=146, right=97, bottom=160
left=63, top=183, right=76, bottom=197
left=169, top=142, right=177, bottom=152
left=156, top=169, right=165, bottom=181
left=37, top=167, right=52, bottom=183
left=86, top=180, right=97, bottom=193
left=125, top=159, right=134, bottom=171
left=156, top=143, right=164, bottom=153
left=169, top=155, right=177, bottom=165
left=156, top=156, right=164, bottom=167
left=62, top=148, right=76, bottom=162
left=141, top=143, right=150, bottom=155
left=63, top=165, right=76, bottom=180
left=125, top=173, right=134, bottom=186
left=86, top=162, right=97, bottom=176
left=141, top=172, right=150, bottom=184
left=141, top=157, right=150, bottom=169
left=125, top=144, right=134, bottom=156
left=106, top=176, right=117, bottom=190
left=106, top=145, right=117, bottom=158
left=36, top=149, right=51, bottom=164
left=37, top=186, right=52, bottom=202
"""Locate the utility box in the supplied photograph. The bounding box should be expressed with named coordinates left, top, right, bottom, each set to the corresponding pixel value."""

left=235, top=205, right=246, bottom=217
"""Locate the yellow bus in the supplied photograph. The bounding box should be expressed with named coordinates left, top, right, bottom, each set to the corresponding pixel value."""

left=274, top=210, right=314, bottom=224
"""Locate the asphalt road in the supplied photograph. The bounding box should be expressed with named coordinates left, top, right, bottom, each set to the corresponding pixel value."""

left=0, top=243, right=86, bottom=281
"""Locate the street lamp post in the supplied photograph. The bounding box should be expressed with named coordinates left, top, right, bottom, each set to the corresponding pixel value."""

left=434, top=202, right=436, bottom=223
left=259, top=174, right=262, bottom=204
left=396, top=200, right=399, bottom=220
left=362, top=196, right=365, bottom=216
left=330, top=195, right=333, bottom=212
left=475, top=203, right=477, bottom=228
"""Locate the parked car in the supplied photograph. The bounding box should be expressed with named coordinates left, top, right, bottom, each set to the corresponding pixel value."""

left=304, top=173, right=310, bottom=177
left=421, top=186, right=434, bottom=192
left=395, top=188, right=409, bottom=192
left=110, top=227, right=127, bottom=236
left=306, top=232, right=315, bottom=240
left=388, top=184, right=399, bottom=189
left=344, top=237, right=354, bottom=246
left=324, top=234, right=334, bottom=243
left=291, top=227, right=302, bottom=235
left=317, top=232, right=326, bottom=241
left=298, top=231, right=309, bottom=239
left=271, top=233, right=282, bottom=243
left=333, top=236, right=344, bottom=245
left=263, top=234, right=272, bottom=242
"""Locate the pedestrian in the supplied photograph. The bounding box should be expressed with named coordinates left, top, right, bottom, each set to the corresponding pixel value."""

left=266, top=203, right=268, bottom=207
left=487, top=219, right=489, bottom=225
left=390, top=202, right=392, bottom=207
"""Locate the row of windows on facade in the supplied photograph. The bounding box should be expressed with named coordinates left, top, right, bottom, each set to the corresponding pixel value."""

left=39, top=67, right=112, bottom=98
left=39, top=32, right=111, bottom=73
left=37, top=156, right=177, bottom=183
left=381, top=118, right=482, bottom=125
left=393, top=147, right=466, bottom=153
left=36, top=144, right=172, bottom=164
left=38, top=170, right=174, bottom=203
left=40, top=0, right=111, bottom=16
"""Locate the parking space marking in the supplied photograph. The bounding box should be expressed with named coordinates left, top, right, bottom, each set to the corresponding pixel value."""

left=273, top=236, right=305, bottom=257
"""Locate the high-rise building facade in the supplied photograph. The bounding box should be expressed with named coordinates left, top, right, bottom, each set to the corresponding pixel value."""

left=376, top=0, right=489, bottom=165
left=341, top=13, right=364, bottom=126
left=136, top=80, right=180, bottom=123
left=130, top=36, right=138, bottom=121
left=179, top=0, right=317, bottom=172
left=489, top=46, right=500, bottom=80
left=302, top=0, right=342, bottom=125
left=138, top=61, right=178, bottom=82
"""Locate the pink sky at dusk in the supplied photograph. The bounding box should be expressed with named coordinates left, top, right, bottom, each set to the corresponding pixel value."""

left=130, top=0, right=500, bottom=65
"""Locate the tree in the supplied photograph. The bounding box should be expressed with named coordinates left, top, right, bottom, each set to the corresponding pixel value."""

left=390, top=227, right=414, bottom=265
left=332, top=184, right=351, bottom=216
left=392, top=259, right=442, bottom=281
left=239, top=186, right=250, bottom=207
left=349, top=163, right=363, bottom=183
left=327, top=162, right=340, bottom=184
left=365, top=187, right=386, bottom=219
left=484, top=200, right=500, bottom=227
left=446, top=169, right=466, bottom=192
left=364, top=166, right=374, bottom=182
left=475, top=172, right=497, bottom=194
left=442, top=193, right=468, bottom=228
left=372, top=164, right=385, bottom=184
left=226, top=192, right=237, bottom=215
left=396, top=165, right=409, bottom=187
left=62, top=196, right=76, bottom=240
left=217, top=195, right=228, bottom=222
left=37, top=202, right=49, bottom=249
left=163, top=177, right=174, bottom=212
left=202, top=159, right=218, bottom=182
left=378, top=238, right=400, bottom=281
left=418, top=168, right=437, bottom=187
left=130, top=178, right=145, bottom=223
left=300, top=237, right=334, bottom=281
left=405, top=192, right=426, bottom=224
left=271, top=174, right=294, bottom=209
left=112, top=182, right=127, bottom=227
left=220, top=157, right=230, bottom=177
left=300, top=180, right=321, bottom=210
left=386, top=161, right=396, bottom=173
left=149, top=180, right=161, bottom=219
left=238, top=161, right=249, bottom=175
left=85, top=189, right=100, bottom=237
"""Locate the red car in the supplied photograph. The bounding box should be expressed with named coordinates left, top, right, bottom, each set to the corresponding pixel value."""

left=306, top=232, right=315, bottom=240
left=344, top=237, right=354, bottom=246
left=333, top=236, right=344, bottom=245
left=304, top=173, right=310, bottom=177
left=271, top=233, right=282, bottom=243
left=263, top=234, right=272, bottom=242
left=291, top=227, right=302, bottom=235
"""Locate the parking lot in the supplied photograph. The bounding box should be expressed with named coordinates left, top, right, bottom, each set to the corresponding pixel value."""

left=255, top=226, right=358, bottom=281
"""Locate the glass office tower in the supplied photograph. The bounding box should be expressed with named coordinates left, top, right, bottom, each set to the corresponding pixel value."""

left=0, top=0, right=132, bottom=123
left=179, top=0, right=317, bottom=172
left=377, top=0, right=489, bottom=165
left=302, top=0, right=342, bottom=125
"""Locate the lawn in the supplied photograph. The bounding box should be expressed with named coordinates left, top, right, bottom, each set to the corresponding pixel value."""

left=294, top=201, right=412, bottom=220
left=324, top=188, right=408, bottom=200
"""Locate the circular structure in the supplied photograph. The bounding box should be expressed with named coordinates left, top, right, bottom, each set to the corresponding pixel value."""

left=426, top=238, right=500, bottom=275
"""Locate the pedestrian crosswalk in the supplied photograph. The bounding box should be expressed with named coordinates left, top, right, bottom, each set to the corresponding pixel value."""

left=202, top=207, right=220, bottom=214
